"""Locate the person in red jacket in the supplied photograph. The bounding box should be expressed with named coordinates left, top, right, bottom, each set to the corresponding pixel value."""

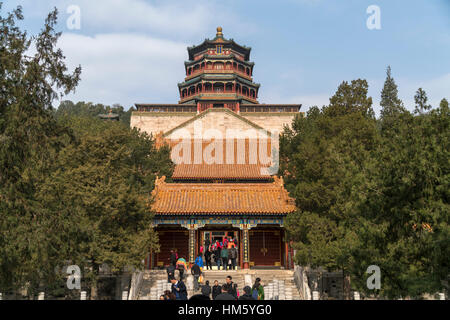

left=223, top=237, right=228, bottom=248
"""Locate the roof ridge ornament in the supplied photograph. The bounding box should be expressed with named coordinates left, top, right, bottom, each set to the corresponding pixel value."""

left=216, top=26, right=223, bottom=38
left=155, top=176, right=166, bottom=187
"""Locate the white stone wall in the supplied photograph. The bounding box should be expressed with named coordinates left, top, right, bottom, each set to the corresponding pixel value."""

left=130, top=113, right=196, bottom=137
left=241, top=114, right=297, bottom=134
left=164, top=110, right=270, bottom=139
left=130, top=111, right=299, bottom=138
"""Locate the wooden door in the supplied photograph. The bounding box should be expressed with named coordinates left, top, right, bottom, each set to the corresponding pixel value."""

left=156, top=230, right=189, bottom=267
left=249, top=229, right=282, bottom=266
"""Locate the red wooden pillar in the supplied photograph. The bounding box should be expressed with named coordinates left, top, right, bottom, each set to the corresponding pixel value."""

left=149, top=251, right=153, bottom=270
left=285, top=242, right=289, bottom=269
left=242, top=226, right=250, bottom=269
left=144, top=254, right=149, bottom=270
left=239, top=229, right=244, bottom=269
left=236, top=102, right=240, bottom=113
left=188, top=227, right=196, bottom=268
left=194, top=229, right=199, bottom=268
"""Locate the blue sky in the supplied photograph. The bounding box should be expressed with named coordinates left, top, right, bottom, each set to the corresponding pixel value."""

left=3, top=0, right=450, bottom=115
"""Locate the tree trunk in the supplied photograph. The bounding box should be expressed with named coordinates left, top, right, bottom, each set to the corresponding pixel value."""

left=90, top=261, right=99, bottom=300
left=343, top=273, right=351, bottom=300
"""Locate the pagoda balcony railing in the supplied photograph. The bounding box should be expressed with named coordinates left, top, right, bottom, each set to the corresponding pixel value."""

left=185, top=68, right=252, bottom=81
left=135, top=105, right=197, bottom=113
left=240, top=105, right=302, bottom=113
left=134, top=104, right=302, bottom=114
left=179, top=92, right=258, bottom=104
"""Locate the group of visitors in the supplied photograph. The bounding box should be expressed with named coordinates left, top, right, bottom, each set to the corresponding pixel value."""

left=166, top=249, right=188, bottom=282
left=202, top=237, right=239, bottom=270
left=161, top=275, right=265, bottom=301
left=162, top=240, right=264, bottom=301
left=204, top=276, right=265, bottom=301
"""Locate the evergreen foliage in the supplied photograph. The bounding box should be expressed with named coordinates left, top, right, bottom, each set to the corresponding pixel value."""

left=0, top=5, right=173, bottom=298
left=281, top=74, right=449, bottom=299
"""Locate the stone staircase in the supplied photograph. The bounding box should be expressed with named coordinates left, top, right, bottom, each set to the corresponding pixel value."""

left=254, top=270, right=301, bottom=300
left=136, top=269, right=302, bottom=300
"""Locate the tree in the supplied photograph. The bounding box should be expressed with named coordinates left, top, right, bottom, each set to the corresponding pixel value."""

left=0, top=4, right=81, bottom=296
left=55, top=101, right=136, bottom=127
left=282, top=77, right=449, bottom=299
left=324, top=79, right=375, bottom=119
left=414, top=88, right=432, bottom=114
left=0, top=5, right=173, bottom=299
left=40, top=116, right=173, bottom=299
left=281, top=79, right=379, bottom=289
left=380, top=66, right=405, bottom=130
left=358, top=101, right=449, bottom=298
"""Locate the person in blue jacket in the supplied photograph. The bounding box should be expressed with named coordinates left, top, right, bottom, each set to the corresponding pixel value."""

left=170, top=277, right=187, bottom=300
left=195, top=253, right=204, bottom=269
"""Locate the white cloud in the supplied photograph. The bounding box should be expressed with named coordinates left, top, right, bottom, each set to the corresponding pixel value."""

left=58, top=33, right=187, bottom=107
left=74, top=0, right=214, bottom=36
left=17, top=0, right=258, bottom=108
left=10, top=0, right=255, bottom=39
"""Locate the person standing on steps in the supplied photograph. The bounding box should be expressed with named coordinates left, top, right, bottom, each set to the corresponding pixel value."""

left=195, top=253, right=204, bottom=270
left=239, top=286, right=255, bottom=300
left=204, top=245, right=213, bottom=270
left=215, top=284, right=236, bottom=300
left=201, top=280, right=212, bottom=299
left=191, top=260, right=202, bottom=292
left=223, top=237, right=228, bottom=249
left=212, top=280, right=221, bottom=300
left=220, top=246, right=229, bottom=271
left=169, top=249, right=177, bottom=267
left=252, top=277, right=265, bottom=300
left=176, top=257, right=187, bottom=280
left=170, top=277, right=187, bottom=300
left=166, top=263, right=175, bottom=283
left=213, top=244, right=222, bottom=270
left=229, top=245, right=237, bottom=270
left=223, top=275, right=236, bottom=298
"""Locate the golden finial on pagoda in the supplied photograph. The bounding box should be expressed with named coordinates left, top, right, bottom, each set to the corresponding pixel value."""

left=216, top=26, right=223, bottom=37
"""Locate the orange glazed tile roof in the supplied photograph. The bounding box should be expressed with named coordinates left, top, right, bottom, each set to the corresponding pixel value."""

left=151, top=176, right=296, bottom=215
left=172, top=164, right=272, bottom=180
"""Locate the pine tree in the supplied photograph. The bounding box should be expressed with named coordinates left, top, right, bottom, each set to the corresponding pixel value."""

left=324, top=79, right=375, bottom=118
left=380, top=66, right=405, bottom=129
left=0, top=5, right=173, bottom=299
left=0, top=5, right=81, bottom=296
left=414, top=88, right=432, bottom=114
left=282, top=79, right=449, bottom=299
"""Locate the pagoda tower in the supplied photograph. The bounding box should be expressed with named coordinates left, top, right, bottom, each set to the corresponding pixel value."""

left=178, top=27, right=260, bottom=113
left=131, top=27, right=302, bottom=270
